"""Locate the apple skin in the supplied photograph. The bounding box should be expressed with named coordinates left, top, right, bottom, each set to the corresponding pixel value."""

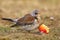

left=38, top=24, right=49, bottom=34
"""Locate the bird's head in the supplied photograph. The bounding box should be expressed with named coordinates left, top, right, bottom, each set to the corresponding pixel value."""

left=31, top=9, right=41, bottom=23
left=31, top=9, right=39, bottom=17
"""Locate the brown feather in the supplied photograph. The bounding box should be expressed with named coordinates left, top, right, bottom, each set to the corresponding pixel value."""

left=17, top=14, right=35, bottom=24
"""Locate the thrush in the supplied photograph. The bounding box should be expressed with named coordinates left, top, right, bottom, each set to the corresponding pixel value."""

left=2, top=9, right=41, bottom=31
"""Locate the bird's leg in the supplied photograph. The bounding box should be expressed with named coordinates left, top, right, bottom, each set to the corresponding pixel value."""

left=10, top=24, right=19, bottom=27
left=27, top=30, right=31, bottom=33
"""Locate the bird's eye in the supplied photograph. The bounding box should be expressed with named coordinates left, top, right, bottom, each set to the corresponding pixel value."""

left=35, top=13, right=38, bottom=15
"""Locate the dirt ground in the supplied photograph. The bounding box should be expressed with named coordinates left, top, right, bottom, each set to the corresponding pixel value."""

left=0, top=0, right=60, bottom=40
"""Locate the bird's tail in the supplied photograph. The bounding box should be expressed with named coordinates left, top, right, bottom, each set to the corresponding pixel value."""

left=2, top=18, right=14, bottom=22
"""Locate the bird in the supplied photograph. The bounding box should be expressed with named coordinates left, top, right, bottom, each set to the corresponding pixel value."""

left=2, top=9, right=41, bottom=32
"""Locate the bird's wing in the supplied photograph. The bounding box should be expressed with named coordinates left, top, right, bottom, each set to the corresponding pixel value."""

left=17, top=14, right=35, bottom=24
